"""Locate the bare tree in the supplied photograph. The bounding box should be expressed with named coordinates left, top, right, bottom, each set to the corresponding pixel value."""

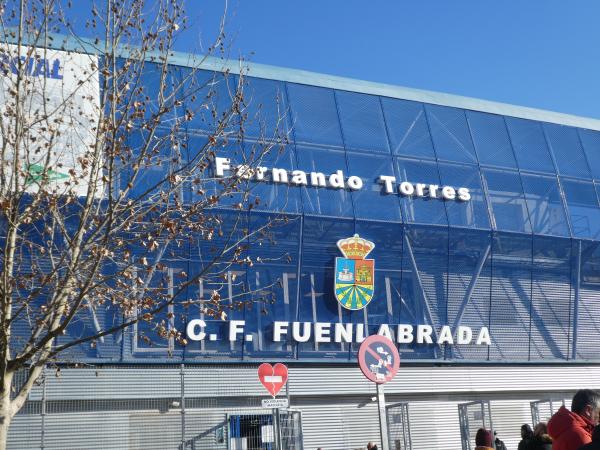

left=0, top=0, right=289, bottom=446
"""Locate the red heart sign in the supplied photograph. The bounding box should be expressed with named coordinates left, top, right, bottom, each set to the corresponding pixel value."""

left=257, top=363, right=288, bottom=397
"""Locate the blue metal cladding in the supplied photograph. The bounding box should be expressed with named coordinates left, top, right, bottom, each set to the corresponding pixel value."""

left=520, top=174, right=571, bottom=237
left=380, top=98, right=436, bottom=159
left=579, top=129, right=600, bottom=180
left=481, top=169, right=532, bottom=233
left=544, top=123, right=592, bottom=179
left=561, top=179, right=600, bottom=239
left=437, top=162, right=490, bottom=229
left=466, top=111, right=518, bottom=169
left=286, top=83, right=344, bottom=147
left=426, top=104, right=478, bottom=164
left=346, top=152, right=403, bottom=222
left=394, top=158, right=448, bottom=226
left=505, top=117, right=556, bottom=173
left=32, top=66, right=600, bottom=364
left=335, top=90, right=390, bottom=154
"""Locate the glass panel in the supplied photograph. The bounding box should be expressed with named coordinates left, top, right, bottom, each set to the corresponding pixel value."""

left=182, top=69, right=240, bottom=134
left=246, top=212, right=300, bottom=355
left=120, top=60, right=179, bottom=125
left=505, top=118, right=555, bottom=173
left=244, top=141, right=302, bottom=214
left=335, top=90, right=390, bottom=153
left=380, top=98, right=436, bottom=159
left=346, top=152, right=402, bottom=222
left=242, top=212, right=300, bottom=356
left=244, top=264, right=297, bottom=357
left=576, top=240, right=600, bottom=359
left=196, top=139, right=252, bottom=210
left=400, top=225, right=448, bottom=360
left=125, top=129, right=184, bottom=202
left=295, top=145, right=354, bottom=217
left=394, top=158, right=447, bottom=226
left=184, top=265, right=245, bottom=357
left=425, top=105, right=477, bottom=163
left=561, top=178, right=600, bottom=239
left=521, top=174, right=570, bottom=237
left=355, top=221, right=403, bottom=326
left=189, top=136, right=301, bottom=213
left=437, top=162, right=490, bottom=229
left=286, top=83, right=344, bottom=147
left=466, top=111, right=517, bottom=168
left=530, top=236, right=571, bottom=360
left=578, top=129, right=600, bottom=180
left=298, top=217, right=354, bottom=359
left=242, top=77, right=290, bottom=141
left=446, top=229, right=491, bottom=361
left=481, top=169, right=531, bottom=233
left=544, top=123, right=591, bottom=179
left=489, top=233, right=532, bottom=360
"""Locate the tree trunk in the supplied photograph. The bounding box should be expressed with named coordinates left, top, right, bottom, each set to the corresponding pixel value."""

left=0, top=414, right=11, bottom=450
left=0, top=373, right=12, bottom=450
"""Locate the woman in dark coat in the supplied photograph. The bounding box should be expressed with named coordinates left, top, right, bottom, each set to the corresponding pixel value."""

left=530, top=422, right=553, bottom=450
left=519, top=424, right=534, bottom=450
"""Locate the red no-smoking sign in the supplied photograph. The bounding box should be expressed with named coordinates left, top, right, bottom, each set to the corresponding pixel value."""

left=358, top=335, right=400, bottom=384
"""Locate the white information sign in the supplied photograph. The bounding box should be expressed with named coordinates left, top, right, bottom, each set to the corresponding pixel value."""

left=261, top=398, right=289, bottom=409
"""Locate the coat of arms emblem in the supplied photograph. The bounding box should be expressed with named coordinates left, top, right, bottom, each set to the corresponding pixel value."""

left=334, top=234, right=375, bottom=310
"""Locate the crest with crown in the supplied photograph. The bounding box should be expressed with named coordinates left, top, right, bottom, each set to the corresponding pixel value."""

left=336, top=234, right=375, bottom=260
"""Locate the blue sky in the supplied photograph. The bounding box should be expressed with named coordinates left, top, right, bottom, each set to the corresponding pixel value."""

left=68, top=1, right=600, bottom=119
left=177, top=1, right=600, bottom=119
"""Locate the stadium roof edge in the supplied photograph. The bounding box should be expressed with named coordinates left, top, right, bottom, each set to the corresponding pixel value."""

left=10, top=30, right=600, bottom=131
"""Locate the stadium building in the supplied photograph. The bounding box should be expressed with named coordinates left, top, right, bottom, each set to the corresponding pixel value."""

left=8, top=38, right=600, bottom=450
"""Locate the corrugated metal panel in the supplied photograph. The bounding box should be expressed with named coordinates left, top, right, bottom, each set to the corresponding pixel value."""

left=490, top=399, right=535, bottom=450
left=24, top=365, right=600, bottom=401
left=298, top=399, right=379, bottom=450
left=408, top=400, right=462, bottom=449
left=15, top=364, right=600, bottom=450
left=6, top=415, right=41, bottom=449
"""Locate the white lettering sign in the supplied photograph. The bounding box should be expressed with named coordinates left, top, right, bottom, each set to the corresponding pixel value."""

left=213, top=157, right=471, bottom=202
left=186, top=320, right=491, bottom=346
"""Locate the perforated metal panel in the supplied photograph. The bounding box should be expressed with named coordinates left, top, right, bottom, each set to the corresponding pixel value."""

left=531, top=399, right=565, bottom=426
left=386, top=402, right=412, bottom=450
left=458, top=401, right=493, bottom=450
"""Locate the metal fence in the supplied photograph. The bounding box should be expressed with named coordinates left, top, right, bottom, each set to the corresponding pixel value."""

left=8, top=364, right=303, bottom=450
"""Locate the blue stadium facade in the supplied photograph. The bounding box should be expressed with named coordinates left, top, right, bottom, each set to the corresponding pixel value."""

left=11, top=44, right=600, bottom=450
left=69, top=57, right=600, bottom=366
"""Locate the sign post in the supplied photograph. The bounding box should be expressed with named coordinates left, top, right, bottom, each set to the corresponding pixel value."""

left=376, top=383, right=389, bottom=450
left=358, top=335, right=401, bottom=450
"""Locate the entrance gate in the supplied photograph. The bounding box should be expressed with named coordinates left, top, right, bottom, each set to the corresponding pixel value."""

left=531, top=399, right=565, bottom=426
left=227, top=409, right=303, bottom=450
left=458, top=401, right=494, bottom=450
left=386, top=402, right=412, bottom=450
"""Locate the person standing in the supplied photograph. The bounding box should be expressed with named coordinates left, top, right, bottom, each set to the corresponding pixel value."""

left=475, top=428, right=495, bottom=450
left=519, top=424, right=534, bottom=450
left=530, top=422, right=552, bottom=450
left=579, top=425, right=600, bottom=450
left=548, top=389, right=600, bottom=450
left=494, top=431, right=507, bottom=450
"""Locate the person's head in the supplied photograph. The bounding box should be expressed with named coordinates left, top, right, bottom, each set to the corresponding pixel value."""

left=534, top=422, right=547, bottom=437
left=366, top=443, right=378, bottom=450
left=475, top=428, right=493, bottom=447
left=521, top=424, right=533, bottom=439
left=572, top=389, right=600, bottom=425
